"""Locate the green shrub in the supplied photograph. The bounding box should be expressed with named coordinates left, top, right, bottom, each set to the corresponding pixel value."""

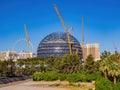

left=66, top=71, right=102, bottom=83
left=66, top=73, right=78, bottom=83
left=32, top=71, right=102, bottom=83
left=43, top=71, right=58, bottom=81
left=33, top=71, right=59, bottom=81
left=86, top=72, right=102, bottom=82
left=113, top=82, right=120, bottom=90
left=32, top=72, right=44, bottom=81
left=94, top=71, right=102, bottom=80
left=66, top=73, right=85, bottom=83
left=95, top=77, right=113, bottom=90
left=58, top=73, right=66, bottom=81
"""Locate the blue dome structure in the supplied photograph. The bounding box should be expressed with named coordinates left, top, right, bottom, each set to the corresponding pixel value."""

left=37, top=32, right=82, bottom=58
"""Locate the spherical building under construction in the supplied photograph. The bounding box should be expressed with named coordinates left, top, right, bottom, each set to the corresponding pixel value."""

left=37, top=32, right=82, bottom=58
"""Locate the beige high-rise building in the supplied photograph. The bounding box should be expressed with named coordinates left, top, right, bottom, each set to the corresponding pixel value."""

left=83, top=43, right=100, bottom=61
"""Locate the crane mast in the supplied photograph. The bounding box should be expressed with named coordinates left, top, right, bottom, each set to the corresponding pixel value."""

left=54, top=4, right=72, bottom=55
left=82, top=16, right=85, bottom=62
left=24, top=24, right=31, bottom=58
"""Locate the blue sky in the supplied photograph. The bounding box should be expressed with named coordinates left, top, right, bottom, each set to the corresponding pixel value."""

left=0, top=0, right=120, bottom=53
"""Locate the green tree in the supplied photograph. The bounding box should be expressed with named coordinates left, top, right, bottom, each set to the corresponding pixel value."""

left=0, top=61, right=2, bottom=76
left=100, top=51, right=111, bottom=60
left=108, top=61, right=120, bottom=84
left=58, top=54, right=82, bottom=74
left=99, top=54, right=120, bottom=84
left=94, top=60, right=101, bottom=71
left=17, top=59, right=25, bottom=68
left=45, top=54, right=82, bottom=74
left=39, top=61, right=46, bottom=72
left=14, top=67, right=23, bottom=76
left=85, top=54, right=96, bottom=73
left=109, top=53, right=120, bottom=62
left=1, top=60, right=8, bottom=76
left=99, top=58, right=110, bottom=78
left=7, top=59, right=16, bottom=77
left=46, top=56, right=56, bottom=71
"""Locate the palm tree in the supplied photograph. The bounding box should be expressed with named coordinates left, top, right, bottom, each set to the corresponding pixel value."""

left=108, top=61, right=120, bottom=84
left=99, top=58, right=110, bottom=78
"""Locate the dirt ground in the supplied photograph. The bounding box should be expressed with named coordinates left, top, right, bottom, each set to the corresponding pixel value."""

left=0, top=80, right=69, bottom=90
left=0, top=79, right=95, bottom=90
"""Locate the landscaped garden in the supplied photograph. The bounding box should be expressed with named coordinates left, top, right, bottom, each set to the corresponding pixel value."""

left=32, top=51, right=120, bottom=90
left=1, top=51, right=120, bottom=90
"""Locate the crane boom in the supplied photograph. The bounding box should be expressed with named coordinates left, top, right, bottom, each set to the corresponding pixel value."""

left=82, top=16, right=84, bottom=43
left=24, top=24, right=31, bottom=58
left=54, top=4, right=72, bottom=55
left=54, top=4, right=67, bottom=31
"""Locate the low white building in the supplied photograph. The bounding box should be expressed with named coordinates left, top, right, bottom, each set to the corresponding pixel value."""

left=0, top=50, right=35, bottom=61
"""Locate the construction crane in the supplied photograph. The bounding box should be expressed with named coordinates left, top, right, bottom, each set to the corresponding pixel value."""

left=76, top=48, right=79, bottom=55
left=54, top=4, right=72, bottom=55
left=24, top=24, right=31, bottom=58
left=70, top=27, right=79, bottom=55
left=81, top=16, right=85, bottom=62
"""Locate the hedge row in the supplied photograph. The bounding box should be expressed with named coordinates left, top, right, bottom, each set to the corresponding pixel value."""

left=32, top=71, right=102, bottom=83
left=33, top=71, right=120, bottom=89
left=32, top=71, right=66, bottom=81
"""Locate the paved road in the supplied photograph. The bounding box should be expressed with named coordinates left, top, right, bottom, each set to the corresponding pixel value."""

left=0, top=80, right=68, bottom=90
